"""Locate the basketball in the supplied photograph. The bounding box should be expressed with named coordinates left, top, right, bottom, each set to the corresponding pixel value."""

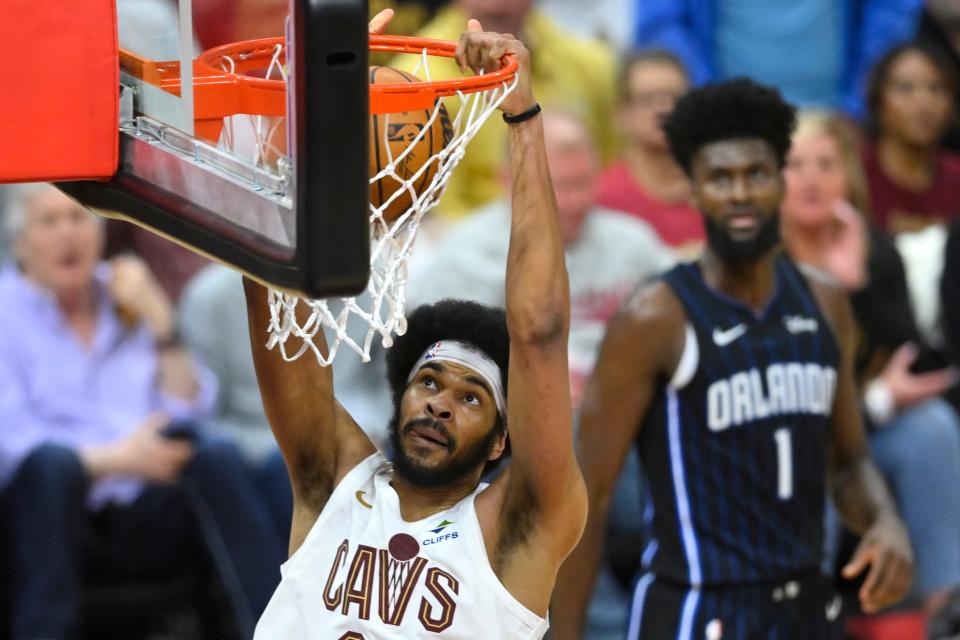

left=369, top=66, right=453, bottom=223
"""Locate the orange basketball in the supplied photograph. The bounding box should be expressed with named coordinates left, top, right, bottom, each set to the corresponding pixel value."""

left=369, top=66, right=453, bottom=223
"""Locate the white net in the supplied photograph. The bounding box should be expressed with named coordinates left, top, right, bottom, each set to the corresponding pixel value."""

left=221, top=48, right=519, bottom=366
left=387, top=557, right=411, bottom=613
left=380, top=552, right=426, bottom=623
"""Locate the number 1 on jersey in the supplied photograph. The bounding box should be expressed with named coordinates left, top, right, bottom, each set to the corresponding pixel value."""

left=773, top=428, right=793, bottom=500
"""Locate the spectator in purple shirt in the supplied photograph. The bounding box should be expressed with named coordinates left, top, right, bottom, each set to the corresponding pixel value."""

left=0, top=184, right=286, bottom=639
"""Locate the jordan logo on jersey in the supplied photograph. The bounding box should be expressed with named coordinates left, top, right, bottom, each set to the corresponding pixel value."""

left=323, top=535, right=459, bottom=632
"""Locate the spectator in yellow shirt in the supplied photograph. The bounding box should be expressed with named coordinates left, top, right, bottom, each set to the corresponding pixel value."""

left=392, top=0, right=617, bottom=218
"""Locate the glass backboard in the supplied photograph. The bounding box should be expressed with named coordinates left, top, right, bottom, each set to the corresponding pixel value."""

left=57, top=0, right=371, bottom=298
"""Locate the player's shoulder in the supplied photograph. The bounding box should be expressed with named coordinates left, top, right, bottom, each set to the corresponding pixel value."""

left=597, top=277, right=687, bottom=377
left=791, top=260, right=851, bottom=339
left=613, top=277, right=686, bottom=343
left=621, top=273, right=683, bottom=318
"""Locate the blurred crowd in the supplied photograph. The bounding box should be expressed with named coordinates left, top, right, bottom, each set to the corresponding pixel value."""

left=5, top=0, right=960, bottom=638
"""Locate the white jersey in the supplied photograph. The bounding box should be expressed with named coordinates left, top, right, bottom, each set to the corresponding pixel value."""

left=255, top=452, right=549, bottom=639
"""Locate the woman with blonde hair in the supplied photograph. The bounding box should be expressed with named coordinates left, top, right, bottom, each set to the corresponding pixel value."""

left=782, top=110, right=960, bottom=626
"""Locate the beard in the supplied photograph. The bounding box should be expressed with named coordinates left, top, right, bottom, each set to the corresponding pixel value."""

left=387, top=412, right=502, bottom=488
left=703, top=211, right=781, bottom=264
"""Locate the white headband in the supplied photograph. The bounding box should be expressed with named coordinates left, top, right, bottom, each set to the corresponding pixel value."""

left=406, top=340, right=507, bottom=416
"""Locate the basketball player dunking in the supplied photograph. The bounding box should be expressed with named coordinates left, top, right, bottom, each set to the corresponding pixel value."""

left=246, top=12, right=586, bottom=640
left=553, top=80, right=913, bottom=639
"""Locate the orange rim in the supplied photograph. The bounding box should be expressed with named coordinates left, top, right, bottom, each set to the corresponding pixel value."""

left=367, top=35, right=518, bottom=113
left=191, top=34, right=517, bottom=115
left=119, top=34, right=519, bottom=130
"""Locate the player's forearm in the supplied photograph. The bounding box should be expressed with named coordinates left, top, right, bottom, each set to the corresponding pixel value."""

left=243, top=277, right=333, bottom=382
left=832, top=454, right=901, bottom=535
left=504, top=114, right=570, bottom=344
left=242, top=278, right=336, bottom=464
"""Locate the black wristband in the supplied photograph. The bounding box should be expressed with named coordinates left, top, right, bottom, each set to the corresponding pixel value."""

left=502, top=102, right=541, bottom=125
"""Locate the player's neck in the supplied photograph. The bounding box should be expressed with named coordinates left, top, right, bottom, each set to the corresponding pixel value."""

left=700, top=248, right=779, bottom=315
left=390, top=472, right=480, bottom=522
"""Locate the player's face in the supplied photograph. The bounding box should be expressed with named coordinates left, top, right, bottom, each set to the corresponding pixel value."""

left=880, top=50, right=954, bottom=148
left=390, top=361, right=505, bottom=487
left=15, top=189, right=103, bottom=297
left=619, top=61, right=688, bottom=151
left=782, top=132, right=849, bottom=227
left=690, top=138, right=783, bottom=263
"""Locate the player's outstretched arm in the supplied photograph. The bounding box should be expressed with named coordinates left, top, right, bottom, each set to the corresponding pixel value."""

left=243, top=280, right=374, bottom=552
left=454, top=22, right=584, bottom=609
left=552, top=284, right=685, bottom=639
left=239, top=11, right=392, bottom=554
left=812, top=278, right=914, bottom=614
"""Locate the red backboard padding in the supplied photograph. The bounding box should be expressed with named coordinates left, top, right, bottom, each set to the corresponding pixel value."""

left=1, top=0, right=119, bottom=182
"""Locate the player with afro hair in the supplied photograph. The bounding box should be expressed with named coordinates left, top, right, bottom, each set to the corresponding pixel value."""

left=661, top=78, right=796, bottom=264
left=385, top=300, right=509, bottom=410
left=554, top=77, right=913, bottom=639
left=245, top=20, right=588, bottom=640
left=385, top=299, right=511, bottom=481
left=663, top=77, right=796, bottom=176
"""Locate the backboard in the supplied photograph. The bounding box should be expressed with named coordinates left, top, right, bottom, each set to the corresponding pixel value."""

left=57, top=0, right=371, bottom=298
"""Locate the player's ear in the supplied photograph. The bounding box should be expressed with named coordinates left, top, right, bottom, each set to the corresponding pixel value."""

left=487, top=428, right=508, bottom=461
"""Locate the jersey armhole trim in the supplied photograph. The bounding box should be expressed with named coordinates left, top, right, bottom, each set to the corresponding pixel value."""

left=463, top=494, right=550, bottom=632
left=668, top=323, right=698, bottom=390
left=281, top=451, right=385, bottom=573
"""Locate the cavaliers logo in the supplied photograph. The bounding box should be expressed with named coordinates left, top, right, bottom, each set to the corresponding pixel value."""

left=388, top=533, right=419, bottom=561
left=323, top=536, right=458, bottom=631
left=355, top=491, right=373, bottom=509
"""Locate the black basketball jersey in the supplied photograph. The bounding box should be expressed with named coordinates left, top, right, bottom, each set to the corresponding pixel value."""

left=638, top=255, right=840, bottom=587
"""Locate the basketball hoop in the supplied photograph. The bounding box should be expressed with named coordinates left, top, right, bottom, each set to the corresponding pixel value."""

left=219, top=36, right=517, bottom=366
left=118, top=34, right=517, bottom=365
